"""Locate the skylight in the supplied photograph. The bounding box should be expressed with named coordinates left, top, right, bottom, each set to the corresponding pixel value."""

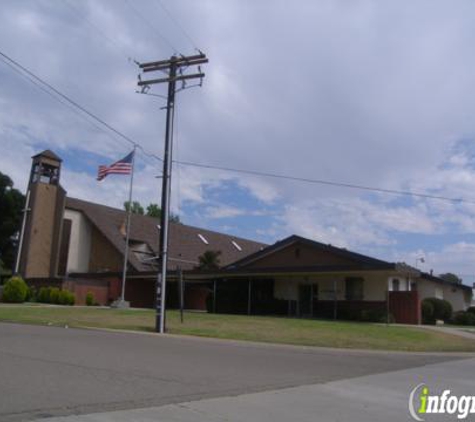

left=198, top=233, right=209, bottom=245
left=231, top=240, right=242, bottom=251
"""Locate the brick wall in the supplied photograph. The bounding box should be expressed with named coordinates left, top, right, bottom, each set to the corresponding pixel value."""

left=62, top=279, right=110, bottom=305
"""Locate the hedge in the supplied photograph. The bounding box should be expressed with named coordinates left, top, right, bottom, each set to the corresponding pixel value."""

left=421, top=298, right=452, bottom=324
left=2, top=276, right=28, bottom=303
left=37, top=286, right=75, bottom=306
left=85, top=292, right=94, bottom=306
left=452, top=311, right=475, bottom=326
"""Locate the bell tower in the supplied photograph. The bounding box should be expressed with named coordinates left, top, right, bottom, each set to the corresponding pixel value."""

left=19, top=150, right=67, bottom=278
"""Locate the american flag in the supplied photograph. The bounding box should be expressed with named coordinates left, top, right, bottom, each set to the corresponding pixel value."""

left=97, top=151, right=134, bottom=181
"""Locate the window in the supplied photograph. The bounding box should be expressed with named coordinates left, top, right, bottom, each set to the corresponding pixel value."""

left=345, top=277, right=364, bottom=300
left=435, top=287, right=444, bottom=300
left=295, top=247, right=300, bottom=258
left=312, top=283, right=319, bottom=300
left=197, top=234, right=209, bottom=245
left=131, top=242, right=158, bottom=269
left=231, top=240, right=242, bottom=251
left=392, top=278, right=400, bottom=292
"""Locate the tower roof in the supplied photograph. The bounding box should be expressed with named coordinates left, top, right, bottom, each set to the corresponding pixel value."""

left=32, top=149, right=62, bottom=162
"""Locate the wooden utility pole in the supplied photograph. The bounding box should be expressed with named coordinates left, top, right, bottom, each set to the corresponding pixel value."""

left=137, top=53, right=207, bottom=333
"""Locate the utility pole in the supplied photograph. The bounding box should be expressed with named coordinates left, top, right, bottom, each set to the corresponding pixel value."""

left=137, top=53, right=207, bottom=333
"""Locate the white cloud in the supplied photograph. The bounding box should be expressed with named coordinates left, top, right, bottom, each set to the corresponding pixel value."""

left=3, top=0, right=475, bottom=278
left=397, top=242, right=475, bottom=285
left=205, top=204, right=267, bottom=219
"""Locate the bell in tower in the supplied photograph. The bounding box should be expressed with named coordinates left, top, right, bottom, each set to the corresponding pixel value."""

left=30, top=150, right=61, bottom=186
left=19, top=150, right=67, bottom=279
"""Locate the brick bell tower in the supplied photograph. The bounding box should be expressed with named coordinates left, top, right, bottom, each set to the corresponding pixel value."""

left=19, top=150, right=67, bottom=278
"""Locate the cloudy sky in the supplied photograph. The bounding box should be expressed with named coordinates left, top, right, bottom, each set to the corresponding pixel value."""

left=1, top=0, right=475, bottom=284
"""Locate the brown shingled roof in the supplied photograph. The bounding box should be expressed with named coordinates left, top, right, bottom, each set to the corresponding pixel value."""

left=65, top=197, right=266, bottom=271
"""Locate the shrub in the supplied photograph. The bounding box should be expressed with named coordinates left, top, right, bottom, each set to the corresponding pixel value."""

left=336, top=308, right=362, bottom=321
left=423, top=298, right=452, bottom=322
left=467, top=306, right=475, bottom=316
left=2, top=276, right=28, bottom=303
left=26, top=286, right=37, bottom=302
left=38, top=287, right=52, bottom=303
left=438, top=299, right=453, bottom=321
left=85, top=291, right=94, bottom=306
left=421, top=299, right=435, bottom=324
left=49, top=288, right=60, bottom=304
left=58, top=290, right=70, bottom=305
left=68, top=292, right=75, bottom=306
left=452, top=311, right=475, bottom=326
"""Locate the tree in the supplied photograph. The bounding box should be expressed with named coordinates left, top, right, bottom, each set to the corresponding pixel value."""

left=146, top=203, right=181, bottom=223
left=439, top=273, right=463, bottom=285
left=146, top=203, right=161, bottom=218
left=0, top=172, right=25, bottom=272
left=125, top=201, right=181, bottom=222
left=169, top=213, right=181, bottom=223
left=124, top=201, right=144, bottom=215
left=197, top=250, right=222, bottom=270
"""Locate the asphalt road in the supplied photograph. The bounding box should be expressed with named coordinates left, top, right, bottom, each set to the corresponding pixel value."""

left=0, top=323, right=468, bottom=421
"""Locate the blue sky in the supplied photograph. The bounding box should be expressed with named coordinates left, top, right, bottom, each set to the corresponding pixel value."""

left=2, top=1, right=475, bottom=285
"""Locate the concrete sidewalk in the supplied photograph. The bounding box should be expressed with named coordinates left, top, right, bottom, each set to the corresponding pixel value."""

left=38, top=357, right=475, bottom=422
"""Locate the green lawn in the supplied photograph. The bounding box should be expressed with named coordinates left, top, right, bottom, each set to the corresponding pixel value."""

left=0, top=304, right=474, bottom=352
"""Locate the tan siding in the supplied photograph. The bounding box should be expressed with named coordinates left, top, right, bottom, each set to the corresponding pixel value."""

left=23, top=184, right=59, bottom=278
left=88, top=227, right=123, bottom=272
left=247, top=243, right=357, bottom=269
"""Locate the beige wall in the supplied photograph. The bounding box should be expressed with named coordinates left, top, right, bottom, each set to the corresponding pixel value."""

left=387, top=276, right=412, bottom=292
left=64, top=209, right=92, bottom=273
left=274, top=276, right=346, bottom=301
left=274, top=274, right=470, bottom=310
left=416, top=279, right=470, bottom=311
left=273, top=272, right=392, bottom=301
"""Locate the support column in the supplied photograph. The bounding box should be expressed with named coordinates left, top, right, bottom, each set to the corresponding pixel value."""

left=213, top=279, right=217, bottom=314
left=333, top=279, right=338, bottom=320
left=310, top=283, right=314, bottom=317
left=247, top=278, right=252, bottom=315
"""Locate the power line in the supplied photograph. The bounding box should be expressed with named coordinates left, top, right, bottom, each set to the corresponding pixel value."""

left=2, top=50, right=474, bottom=206
left=153, top=0, right=200, bottom=51
left=0, top=49, right=163, bottom=166
left=64, top=0, right=135, bottom=60
left=0, top=50, right=138, bottom=147
left=124, top=0, right=178, bottom=54
left=0, top=54, right=132, bottom=153
left=173, top=160, right=475, bottom=205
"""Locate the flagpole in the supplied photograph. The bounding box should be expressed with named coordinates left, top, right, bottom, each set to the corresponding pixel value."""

left=119, top=146, right=136, bottom=305
left=14, top=189, right=31, bottom=275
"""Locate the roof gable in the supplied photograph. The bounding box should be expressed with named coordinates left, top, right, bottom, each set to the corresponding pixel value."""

left=226, top=235, right=393, bottom=271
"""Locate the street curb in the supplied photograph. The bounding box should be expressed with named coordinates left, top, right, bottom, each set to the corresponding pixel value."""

left=76, top=324, right=475, bottom=358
